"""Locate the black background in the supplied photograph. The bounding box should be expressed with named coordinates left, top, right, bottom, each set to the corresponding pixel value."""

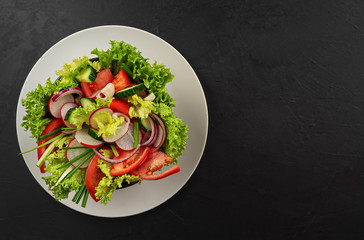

left=2, top=0, right=363, bottom=239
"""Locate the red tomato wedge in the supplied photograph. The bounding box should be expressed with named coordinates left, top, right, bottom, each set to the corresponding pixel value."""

left=109, top=99, right=130, bottom=117
left=80, top=68, right=114, bottom=98
left=112, top=69, right=130, bottom=92
left=131, top=149, right=180, bottom=180
left=85, top=154, right=104, bottom=202
left=37, top=119, right=64, bottom=173
left=110, top=146, right=150, bottom=176
left=80, top=82, right=93, bottom=98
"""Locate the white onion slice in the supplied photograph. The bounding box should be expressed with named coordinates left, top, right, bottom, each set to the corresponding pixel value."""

left=100, top=83, right=115, bottom=99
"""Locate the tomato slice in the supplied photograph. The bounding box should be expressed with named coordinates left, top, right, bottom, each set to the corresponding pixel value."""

left=80, top=68, right=114, bottom=98
left=85, top=154, right=104, bottom=202
left=97, top=68, right=113, bottom=83
left=80, top=82, right=93, bottom=98
left=112, top=69, right=130, bottom=92
left=109, top=99, right=130, bottom=117
left=131, top=149, right=180, bottom=180
left=135, top=165, right=180, bottom=180
left=37, top=119, right=64, bottom=173
left=110, top=147, right=150, bottom=176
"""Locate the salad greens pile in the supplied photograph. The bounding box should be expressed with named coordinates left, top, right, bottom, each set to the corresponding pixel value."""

left=21, top=40, right=188, bottom=205
left=92, top=41, right=188, bottom=161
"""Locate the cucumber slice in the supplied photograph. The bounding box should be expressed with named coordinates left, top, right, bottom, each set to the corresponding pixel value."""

left=64, top=107, right=78, bottom=122
left=114, top=83, right=146, bottom=99
left=61, top=103, right=78, bottom=128
left=88, top=128, right=102, bottom=141
left=76, top=66, right=97, bottom=83
left=80, top=97, right=95, bottom=108
left=138, top=117, right=152, bottom=132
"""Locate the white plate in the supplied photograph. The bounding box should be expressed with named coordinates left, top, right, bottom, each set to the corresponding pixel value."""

left=16, top=26, right=208, bottom=217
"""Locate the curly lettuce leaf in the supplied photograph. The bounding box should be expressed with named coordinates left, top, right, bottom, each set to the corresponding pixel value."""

left=21, top=78, right=55, bottom=138
left=160, top=114, right=189, bottom=162
left=92, top=40, right=189, bottom=161
left=97, top=159, right=113, bottom=179
left=21, top=57, right=98, bottom=138
left=153, top=103, right=174, bottom=117
left=68, top=98, right=113, bottom=129
left=95, top=174, right=141, bottom=205
left=152, top=96, right=188, bottom=162
left=55, top=56, right=101, bottom=84
left=95, top=158, right=140, bottom=205
left=128, top=95, right=156, bottom=119
left=91, top=40, right=174, bottom=94
left=94, top=112, right=125, bottom=137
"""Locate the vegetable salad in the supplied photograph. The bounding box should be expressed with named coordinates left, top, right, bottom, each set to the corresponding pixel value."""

left=20, top=41, right=188, bottom=206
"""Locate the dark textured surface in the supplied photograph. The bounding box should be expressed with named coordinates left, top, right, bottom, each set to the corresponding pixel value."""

left=2, top=0, right=363, bottom=239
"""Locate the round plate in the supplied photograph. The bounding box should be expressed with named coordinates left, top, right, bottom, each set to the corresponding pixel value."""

left=16, top=26, right=208, bottom=217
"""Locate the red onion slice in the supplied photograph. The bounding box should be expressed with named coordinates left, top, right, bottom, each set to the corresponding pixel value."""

left=112, top=112, right=130, bottom=123
left=140, top=116, right=157, bottom=147
left=52, top=87, right=84, bottom=102
left=116, top=123, right=142, bottom=150
left=62, top=129, right=76, bottom=135
left=150, top=113, right=167, bottom=151
left=92, top=144, right=140, bottom=163
left=150, top=120, right=159, bottom=145
left=112, top=112, right=131, bottom=132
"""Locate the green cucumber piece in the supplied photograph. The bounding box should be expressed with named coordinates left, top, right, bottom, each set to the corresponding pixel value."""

left=80, top=97, right=95, bottom=108
left=138, top=117, right=152, bottom=132
left=76, top=66, right=97, bottom=83
left=88, top=128, right=102, bottom=141
left=114, top=83, right=146, bottom=99
left=64, top=108, right=77, bottom=122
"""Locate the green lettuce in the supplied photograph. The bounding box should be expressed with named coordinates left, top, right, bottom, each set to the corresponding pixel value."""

left=21, top=78, right=55, bottom=139
left=94, top=112, right=125, bottom=137
left=91, top=40, right=174, bottom=94
left=97, top=159, right=113, bottom=179
left=21, top=57, right=98, bottom=139
left=55, top=56, right=101, bottom=84
left=95, top=159, right=140, bottom=205
left=93, top=153, right=141, bottom=205
left=153, top=103, right=174, bottom=117
left=128, top=95, right=156, bottom=119
left=68, top=98, right=113, bottom=129
left=95, top=174, right=141, bottom=205
left=160, top=114, right=189, bottom=162
left=92, top=40, right=188, bottom=162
